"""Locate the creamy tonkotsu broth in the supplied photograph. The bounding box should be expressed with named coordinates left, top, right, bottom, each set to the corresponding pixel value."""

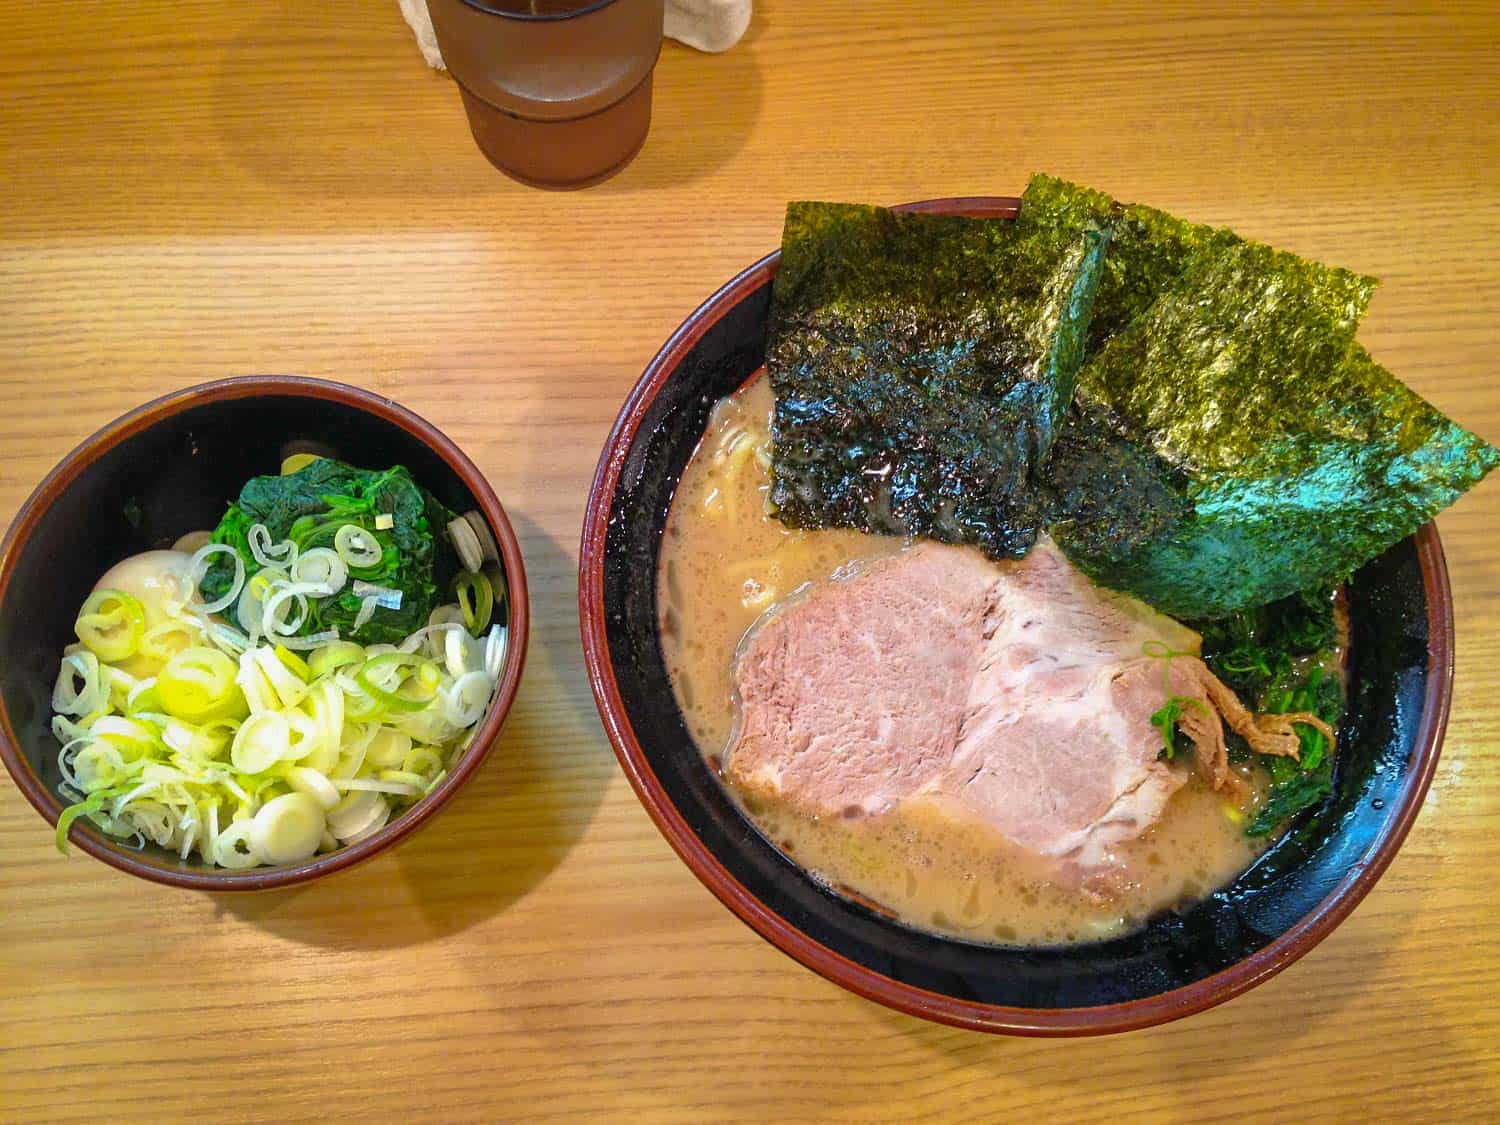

left=658, top=373, right=1276, bottom=947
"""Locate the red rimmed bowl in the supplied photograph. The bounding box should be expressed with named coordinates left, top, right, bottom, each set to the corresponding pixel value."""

left=580, top=197, right=1455, bottom=1035
left=0, top=376, right=530, bottom=891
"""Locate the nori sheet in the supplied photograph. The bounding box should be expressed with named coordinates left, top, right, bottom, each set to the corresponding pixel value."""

left=1017, top=173, right=1232, bottom=358
left=766, top=201, right=1109, bottom=559
left=1045, top=229, right=1499, bottom=617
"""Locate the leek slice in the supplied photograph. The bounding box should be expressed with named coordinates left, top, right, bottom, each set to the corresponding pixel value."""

left=286, top=767, right=340, bottom=811
left=158, top=647, right=248, bottom=724
left=213, top=820, right=260, bottom=869
left=308, top=641, right=365, bottom=680
left=334, top=525, right=383, bottom=568
left=75, top=590, right=147, bottom=663
left=249, top=793, right=325, bottom=864
left=231, top=712, right=292, bottom=774
left=355, top=653, right=439, bottom=713
left=452, top=570, right=494, bottom=634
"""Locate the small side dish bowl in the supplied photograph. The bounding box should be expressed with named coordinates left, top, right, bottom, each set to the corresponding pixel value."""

left=0, top=376, right=529, bottom=890
left=579, top=198, right=1455, bottom=1035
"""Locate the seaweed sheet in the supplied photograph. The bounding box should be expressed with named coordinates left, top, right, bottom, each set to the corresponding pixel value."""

left=767, top=201, right=1108, bottom=559
left=1043, top=224, right=1499, bottom=617
left=1017, top=173, right=1232, bottom=358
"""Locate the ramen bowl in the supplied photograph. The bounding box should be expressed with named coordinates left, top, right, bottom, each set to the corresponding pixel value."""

left=0, top=376, right=530, bottom=891
left=579, top=197, right=1455, bottom=1035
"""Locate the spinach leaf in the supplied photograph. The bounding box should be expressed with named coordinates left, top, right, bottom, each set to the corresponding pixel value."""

left=1194, top=588, right=1346, bottom=836
left=1149, top=695, right=1203, bottom=762
left=200, top=458, right=457, bottom=645
left=1246, top=766, right=1333, bottom=838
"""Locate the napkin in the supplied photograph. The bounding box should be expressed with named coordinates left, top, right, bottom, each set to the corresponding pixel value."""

left=400, top=0, right=751, bottom=70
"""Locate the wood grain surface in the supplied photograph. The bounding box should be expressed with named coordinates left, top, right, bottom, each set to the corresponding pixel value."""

left=2, top=2, right=1498, bottom=1120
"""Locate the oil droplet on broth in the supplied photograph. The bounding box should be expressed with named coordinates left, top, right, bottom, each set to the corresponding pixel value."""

left=656, top=373, right=1284, bottom=948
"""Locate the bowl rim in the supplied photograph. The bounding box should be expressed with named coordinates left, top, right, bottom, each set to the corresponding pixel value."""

left=0, top=374, right=530, bottom=891
left=578, top=196, right=1456, bottom=1035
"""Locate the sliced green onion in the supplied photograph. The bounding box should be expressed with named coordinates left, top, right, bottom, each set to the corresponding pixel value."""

left=443, top=671, right=492, bottom=728
left=159, top=647, right=247, bottom=724
left=447, top=517, right=484, bottom=573
left=231, top=712, right=292, bottom=774
left=55, top=790, right=115, bottom=854
left=273, top=644, right=312, bottom=683
left=326, top=789, right=386, bottom=840
left=248, top=523, right=297, bottom=569
left=188, top=543, right=246, bottom=615
left=139, top=620, right=201, bottom=665
left=334, top=525, right=383, bottom=568
left=307, top=641, right=365, bottom=680
left=125, top=678, right=163, bottom=716
left=402, top=746, right=444, bottom=779
left=186, top=719, right=238, bottom=763
left=340, top=799, right=392, bottom=844
left=286, top=766, right=341, bottom=811
left=291, top=548, right=348, bottom=594
left=272, top=629, right=341, bottom=651
left=212, top=819, right=260, bottom=869
left=336, top=672, right=385, bottom=722
left=354, top=653, right=438, bottom=713
left=280, top=452, right=322, bottom=476
left=249, top=793, right=324, bottom=864
left=53, top=651, right=108, bottom=717
left=444, top=627, right=484, bottom=678
left=251, top=646, right=309, bottom=709
left=261, top=581, right=319, bottom=637
left=484, top=625, right=507, bottom=681
left=334, top=777, right=421, bottom=797
left=90, top=716, right=159, bottom=758
left=364, top=727, right=412, bottom=769
left=452, top=570, right=494, bottom=634
left=236, top=564, right=288, bottom=635
left=75, top=589, right=147, bottom=663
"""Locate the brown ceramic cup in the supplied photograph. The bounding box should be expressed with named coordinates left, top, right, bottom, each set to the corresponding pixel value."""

left=426, top=0, right=665, bottom=189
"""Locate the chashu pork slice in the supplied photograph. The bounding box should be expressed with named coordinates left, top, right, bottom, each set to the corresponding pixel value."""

left=944, top=538, right=1202, bottom=867
left=726, top=539, right=1284, bottom=876
left=728, top=544, right=999, bottom=817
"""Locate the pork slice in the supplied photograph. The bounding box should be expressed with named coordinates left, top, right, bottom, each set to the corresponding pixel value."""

left=946, top=540, right=1196, bottom=867
left=725, top=537, right=1305, bottom=884
left=727, top=543, right=998, bottom=817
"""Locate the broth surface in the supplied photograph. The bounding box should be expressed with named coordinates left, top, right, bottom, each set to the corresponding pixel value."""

left=659, top=373, right=1275, bottom=946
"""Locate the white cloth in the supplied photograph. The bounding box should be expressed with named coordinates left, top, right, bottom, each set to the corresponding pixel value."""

left=399, top=0, right=446, bottom=69
left=400, top=0, right=750, bottom=71
left=666, top=0, right=751, bottom=52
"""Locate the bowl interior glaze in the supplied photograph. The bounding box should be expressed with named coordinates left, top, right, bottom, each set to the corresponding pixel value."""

left=582, top=199, right=1452, bottom=1034
left=0, top=378, right=528, bottom=890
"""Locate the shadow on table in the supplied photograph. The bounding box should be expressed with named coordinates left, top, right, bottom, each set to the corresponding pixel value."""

left=217, top=512, right=613, bottom=947
left=850, top=877, right=1429, bottom=1101
left=215, top=2, right=763, bottom=202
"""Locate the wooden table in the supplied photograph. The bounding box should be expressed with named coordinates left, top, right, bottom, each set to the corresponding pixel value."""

left=3, top=2, right=1497, bottom=1119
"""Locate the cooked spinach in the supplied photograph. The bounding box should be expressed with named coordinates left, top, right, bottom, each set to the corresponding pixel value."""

left=767, top=201, right=1109, bottom=559
left=1193, top=587, right=1346, bottom=835
left=199, top=458, right=458, bottom=645
left=1149, top=695, right=1202, bottom=762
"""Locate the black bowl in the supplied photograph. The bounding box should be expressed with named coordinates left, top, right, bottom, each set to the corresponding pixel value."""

left=580, top=198, right=1454, bottom=1034
left=0, top=376, right=530, bottom=890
